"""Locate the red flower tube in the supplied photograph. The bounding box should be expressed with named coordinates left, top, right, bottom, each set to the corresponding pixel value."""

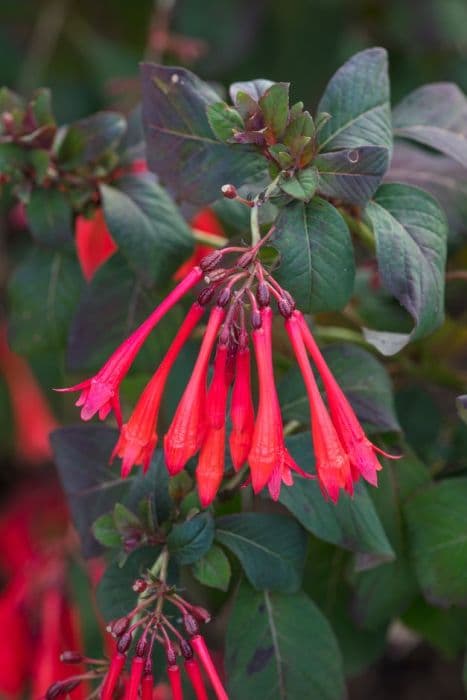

left=190, top=635, right=228, bottom=700
left=57, top=266, right=203, bottom=425
left=101, top=652, right=126, bottom=700
left=111, top=302, right=205, bottom=477
left=141, top=672, right=154, bottom=700
left=167, top=665, right=184, bottom=700
left=125, top=656, right=144, bottom=700
left=229, top=340, right=255, bottom=470
left=164, top=306, right=225, bottom=474
left=75, top=208, right=117, bottom=282
left=295, top=311, right=399, bottom=485
left=184, top=658, right=209, bottom=700
left=196, top=424, right=226, bottom=508
left=285, top=314, right=352, bottom=502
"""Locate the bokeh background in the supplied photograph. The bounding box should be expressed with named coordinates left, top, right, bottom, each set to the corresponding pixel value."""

left=1, top=1, right=466, bottom=698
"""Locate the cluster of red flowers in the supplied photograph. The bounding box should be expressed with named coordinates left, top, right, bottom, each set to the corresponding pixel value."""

left=0, top=485, right=85, bottom=699
left=60, top=206, right=397, bottom=506
left=50, top=571, right=227, bottom=700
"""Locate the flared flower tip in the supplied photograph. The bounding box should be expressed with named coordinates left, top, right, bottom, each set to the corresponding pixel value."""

left=55, top=378, right=121, bottom=424
left=111, top=427, right=157, bottom=478
left=196, top=426, right=225, bottom=508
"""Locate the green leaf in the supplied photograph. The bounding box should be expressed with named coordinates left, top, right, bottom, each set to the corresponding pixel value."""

left=317, top=47, right=392, bottom=151
left=258, top=83, right=289, bottom=138
left=352, top=452, right=430, bottom=627
left=100, top=174, right=193, bottom=286
left=365, top=183, right=448, bottom=355
left=30, top=88, right=55, bottom=127
left=404, top=477, right=467, bottom=606
left=167, top=513, right=215, bottom=565
left=113, top=503, right=142, bottom=534
left=92, top=513, right=121, bottom=548
left=226, top=580, right=345, bottom=700
left=8, top=248, right=83, bottom=355
left=315, top=145, right=389, bottom=205
left=192, top=544, right=231, bottom=591
left=283, top=111, right=315, bottom=149
left=393, top=83, right=467, bottom=169
left=57, top=111, right=126, bottom=168
left=26, top=188, right=74, bottom=249
left=272, top=197, right=355, bottom=313
left=279, top=166, right=318, bottom=201
left=141, top=64, right=266, bottom=209
left=0, top=143, right=29, bottom=174
left=215, top=513, right=307, bottom=592
left=207, top=101, right=244, bottom=142
left=278, top=342, right=400, bottom=435
left=96, top=546, right=160, bottom=621
left=279, top=433, right=394, bottom=565
left=403, top=597, right=467, bottom=658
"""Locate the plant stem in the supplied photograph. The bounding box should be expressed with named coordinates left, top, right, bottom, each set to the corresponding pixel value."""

left=250, top=201, right=261, bottom=246
left=192, top=228, right=228, bottom=248
left=340, top=210, right=375, bottom=251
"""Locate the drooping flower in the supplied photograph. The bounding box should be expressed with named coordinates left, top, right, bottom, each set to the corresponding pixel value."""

left=285, top=313, right=353, bottom=502
left=195, top=340, right=231, bottom=507
left=229, top=335, right=255, bottom=470
left=75, top=208, right=118, bottom=282
left=164, top=306, right=225, bottom=474
left=0, top=327, right=57, bottom=464
left=111, top=303, right=205, bottom=477
left=295, top=311, right=399, bottom=485
left=56, top=266, right=203, bottom=425
left=249, top=307, right=311, bottom=498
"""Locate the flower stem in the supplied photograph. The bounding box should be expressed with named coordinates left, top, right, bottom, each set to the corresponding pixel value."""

left=339, top=210, right=375, bottom=251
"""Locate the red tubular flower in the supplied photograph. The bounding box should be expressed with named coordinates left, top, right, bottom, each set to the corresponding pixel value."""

left=164, top=306, right=225, bottom=474
left=229, top=339, right=255, bottom=470
left=101, top=652, right=126, bottom=700
left=184, top=658, right=209, bottom=700
left=75, top=208, right=118, bottom=282
left=167, top=665, right=184, bottom=700
left=0, top=579, right=29, bottom=697
left=141, top=672, right=154, bottom=700
left=190, top=635, right=228, bottom=700
left=295, top=311, right=399, bottom=485
left=57, top=266, right=203, bottom=425
left=111, top=303, right=205, bottom=477
left=0, top=328, right=57, bottom=464
left=285, top=314, right=352, bottom=502
left=125, top=656, right=144, bottom=700
left=196, top=425, right=226, bottom=508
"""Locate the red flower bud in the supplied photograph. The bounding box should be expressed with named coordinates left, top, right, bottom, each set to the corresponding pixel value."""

left=117, top=632, right=132, bottom=654
left=200, top=250, right=223, bottom=272
left=221, top=184, right=237, bottom=199
left=59, top=650, right=83, bottom=664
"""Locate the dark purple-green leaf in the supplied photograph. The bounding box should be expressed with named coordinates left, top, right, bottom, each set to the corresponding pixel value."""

left=365, top=183, right=448, bottom=355
left=140, top=63, right=266, bottom=210
left=315, top=145, right=389, bottom=205
left=26, top=187, right=74, bottom=249
left=393, top=83, right=467, bottom=169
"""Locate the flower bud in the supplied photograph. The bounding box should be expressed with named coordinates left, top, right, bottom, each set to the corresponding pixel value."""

left=256, top=282, right=270, bottom=308
left=166, top=643, right=178, bottom=667
left=183, top=612, right=199, bottom=637
left=237, top=250, right=256, bottom=268
left=180, top=639, right=194, bottom=660
left=45, top=682, right=64, bottom=700
left=200, top=250, right=223, bottom=272
left=110, top=616, right=130, bottom=637
left=278, top=297, right=293, bottom=318
left=132, top=579, right=147, bottom=593
left=217, top=287, right=231, bottom=308
left=221, top=184, right=237, bottom=199
left=251, top=309, right=262, bottom=329
left=205, top=268, right=227, bottom=283
left=282, top=290, right=296, bottom=310
left=60, top=650, right=83, bottom=664
left=186, top=604, right=212, bottom=624
left=197, top=286, right=216, bottom=306
left=117, top=631, right=132, bottom=654
left=136, top=636, right=149, bottom=657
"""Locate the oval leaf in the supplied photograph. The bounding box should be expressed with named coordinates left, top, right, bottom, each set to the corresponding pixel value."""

left=315, top=145, right=389, bottom=205
left=167, top=512, right=215, bottom=565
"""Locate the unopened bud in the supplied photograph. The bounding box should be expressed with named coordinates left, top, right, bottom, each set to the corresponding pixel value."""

left=110, top=616, right=130, bottom=638
left=221, top=184, right=237, bottom=199
left=237, top=250, right=256, bottom=268
left=197, top=286, right=216, bottom=306
left=282, top=290, right=296, bottom=310
left=217, top=287, right=231, bottom=307
left=278, top=297, right=293, bottom=318
left=123, top=533, right=141, bottom=552
left=205, top=268, right=227, bottom=283
left=256, top=282, right=270, bottom=308
left=200, top=250, right=223, bottom=272
left=183, top=613, right=199, bottom=637
left=60, top=650, right=83, bottom=664
left=136, top=637, right=148, bottom=657
left=45, top=682, right=63, bottom=700
left=166, top=643, right=177, bottom=667
left=117, top=631, right=132, bottom=654
left=132, top=579, right=147, bottom=593
left=186, top=604, right=212, bottom=624
left=251, top=309, right=262, bottom=330
left=144, top=657, right=153, bottom=675
left=180, top=639, right=194, bottom=660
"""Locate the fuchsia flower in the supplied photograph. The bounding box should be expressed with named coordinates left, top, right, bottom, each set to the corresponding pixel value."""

left=285, top=313, right=353, bottom=502
left=62, top=223, right=399, bottom=505
left=57, top=266, right=203, bottom=426
left=111, top=303, right=205, bottom=477
left=164, top=306, right=225, bottom=474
